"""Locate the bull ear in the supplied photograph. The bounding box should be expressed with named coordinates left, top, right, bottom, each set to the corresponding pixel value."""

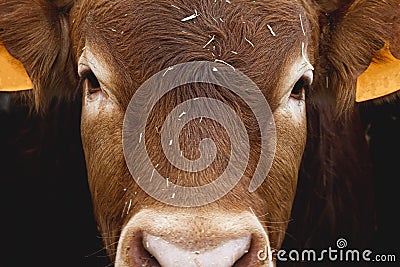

left=0, top=0, right=77, bottom=112
left=319, top=0, right=400, bottom=116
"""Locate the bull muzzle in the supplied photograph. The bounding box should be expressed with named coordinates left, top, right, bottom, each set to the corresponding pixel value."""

left=115, top=209, right=274, bottom=267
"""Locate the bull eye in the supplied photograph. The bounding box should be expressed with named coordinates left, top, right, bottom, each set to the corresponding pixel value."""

left=290, top=71, right=313, bottom=101
left=82, top=70, right=101, bottom=95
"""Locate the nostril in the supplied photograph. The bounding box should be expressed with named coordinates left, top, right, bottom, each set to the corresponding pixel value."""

left=142, top=233, right=251, bottom=267
left=234, top=234, right=270, bottom=267
left=127, top=232, right=160, bottom=267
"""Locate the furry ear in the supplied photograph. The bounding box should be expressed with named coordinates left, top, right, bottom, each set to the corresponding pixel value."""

left=0, top=0, right=77, bottom=112
left=315, top=0, right=399, bottom=117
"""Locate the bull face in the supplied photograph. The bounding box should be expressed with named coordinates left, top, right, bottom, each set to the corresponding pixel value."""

left=1, top=0, right=398, bottom=266
left=74, top=1, right=312, bottom=265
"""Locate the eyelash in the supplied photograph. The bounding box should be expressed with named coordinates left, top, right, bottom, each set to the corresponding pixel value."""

left=80, top=69, right=101, bottom=95
left=290, top=76, right=311, bottom=100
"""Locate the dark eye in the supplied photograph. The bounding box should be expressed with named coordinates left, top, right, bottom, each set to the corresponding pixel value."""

left=83, top=70, right=101, bottom=95
left=290, top=71, right=313, bottom=100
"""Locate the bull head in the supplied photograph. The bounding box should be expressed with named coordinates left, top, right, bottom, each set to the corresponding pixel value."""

left=0, top=0, right=399, bottom=266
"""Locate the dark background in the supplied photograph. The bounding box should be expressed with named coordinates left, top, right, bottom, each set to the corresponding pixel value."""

left=0, top=91, right=398, bottom=267
left=0, top=93, right=109, bottom=267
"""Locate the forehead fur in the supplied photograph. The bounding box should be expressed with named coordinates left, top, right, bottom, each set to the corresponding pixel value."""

left=71, top=0, right=312, bottom=108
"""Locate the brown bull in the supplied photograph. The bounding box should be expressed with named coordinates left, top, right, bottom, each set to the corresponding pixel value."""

left=0, top=0, right=399, bottom=266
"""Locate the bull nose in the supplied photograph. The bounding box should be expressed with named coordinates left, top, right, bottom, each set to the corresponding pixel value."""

left=115, top=210, right=272, bottom=267
left=142, top=233, right=251, bottom=267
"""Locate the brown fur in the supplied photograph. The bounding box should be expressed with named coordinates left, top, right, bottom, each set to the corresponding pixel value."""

left=73, top=0, right=310, bottom=258
left=70, top=0, right=310, bottom=110
left=1, top=0, right=399, bottom=265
